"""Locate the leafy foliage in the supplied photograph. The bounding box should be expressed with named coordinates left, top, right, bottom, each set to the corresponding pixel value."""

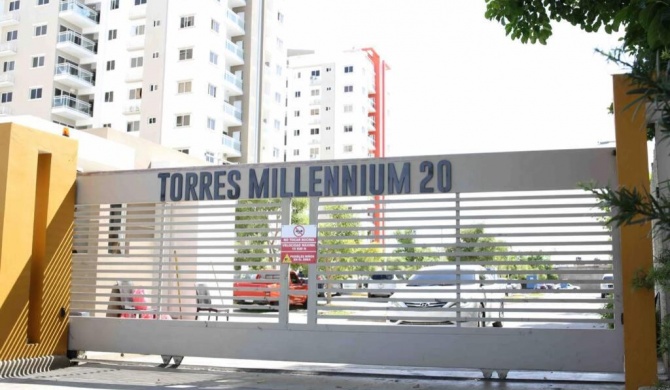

left=393, top=229, right=438, bottom=262
left=445, top=227, right=509, bottom=262
left=318, top=205, right=376, bottom=275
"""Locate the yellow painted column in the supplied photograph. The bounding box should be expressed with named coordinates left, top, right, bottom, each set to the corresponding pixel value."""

left=0, top=123, right=77, bottom=363
left=613, top=74, right=657, bottom=389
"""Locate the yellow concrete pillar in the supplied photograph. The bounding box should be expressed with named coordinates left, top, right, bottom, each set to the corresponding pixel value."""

left=613, top=74, right=657, bottom=389
left=0, top=123, right=77, bottom=363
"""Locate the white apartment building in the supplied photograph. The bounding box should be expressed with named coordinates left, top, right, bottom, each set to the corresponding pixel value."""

left=0, top=0, right=286, bottom=164
left=285, top=48, right=388, bottom=162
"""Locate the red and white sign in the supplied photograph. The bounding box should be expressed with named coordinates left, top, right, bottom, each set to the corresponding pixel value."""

left=281, top=224, right=317, bottom=264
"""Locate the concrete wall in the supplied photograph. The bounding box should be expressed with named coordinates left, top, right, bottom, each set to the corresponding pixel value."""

left=0, top=122, right=77, bottom=362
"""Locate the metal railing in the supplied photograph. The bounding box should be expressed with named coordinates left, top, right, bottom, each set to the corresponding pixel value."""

left=0, top=72, right=14, bottom=84
left=55, top=63, right=95, bottom=85
left=53, top=95, right=91, bottom=116
left=0, top=12, right=19, bottom=24
left=0, top=42, right=16, bottom=53
left=57, top=30, right=96, bottom=54
left=0, top=105, right=12, bottom=115
left=59, top=0, right=99, bottom=23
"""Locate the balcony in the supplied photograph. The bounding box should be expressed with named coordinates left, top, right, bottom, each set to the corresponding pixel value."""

left=228, top=0, right=246, bottom=7
left=224, top=40, right=244, bottom=66
left=125, top=67, right=143, bottom=83
left=127, top=35, right=144, bottom=50
left=223, top=102, right=242, bottom=126
left=221, top=133, right=242, bottom=158
left=309, top=76, right=321, bottom=85
left=57, top=31, right=96, bottom=62
left=0, top=12, right=20, bottom=27
left=0, top=72, right=14, bottom=87
left=52, top=95, right=92, bottom=120
left=0, top=42, right=17, bottom=57
left=368, top=97, right=376, bottom=113
left=310, top=98, right=321, bottom=106
left=129, top=3, right=147, bottom=20
left=123, top=103, right=141, bottom=115
left=54, top=63, right=94, bottom=90
left=367, top=116, right=376, bottom=131
left=223, top=71, right=243, bottom=96
left=59, top=0, right=99, bottom=29
left=0, top=105, right=12, bottom=116
left=226, top=9, right=245, bottom=36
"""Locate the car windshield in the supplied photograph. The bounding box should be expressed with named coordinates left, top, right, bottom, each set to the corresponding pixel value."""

left=371, top=274, right=392, bottom=281
left=407, top=271, right=479, bottom=286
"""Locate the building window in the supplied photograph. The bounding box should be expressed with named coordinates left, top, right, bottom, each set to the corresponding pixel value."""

left=205, top=151, right=215, bottom=163
left=180, top=15, right=194, bottom=28
left=310, top=147, right=319, bottom=159
left=1, top=92, right=12, bottom=103
left=275, top=64, right=282, bottom=75
left=326, top=67, right=332, bottom=72
left=31, top=55, right=44, bottom=68
left=294, top=110, right=300, bottom=117
left=310, top=108, right=319, bottom=116
left=311, top=70, right=320, bottom=77
left=343, top=145, right=353, bottom=152
left=325, top=107, right=331, bottom=111
left=211, top=19, right=219, bottom=32
left=131, top=25, right=145, bottom=36
left=344, top=65, right=353, bottom=73
left=127, top=121, right=140, bottom=132
left=274, top=92, right=281, bottom=103
left=209, top=51, right=218, bottom=65
left=273, top=147, right=280, bottom=158
left=34, top=24, right=47, bottom=36
left=36, top=0, right=48, bottom=5
left=152, top=52, right=159, bottom=58
left=310, top=128, right=319, bottom=135
left=106, top=60, right=115, bottom=71
left=326, top=87, right=332, bottom=91
left=29, top=87, right=42, bottom=100
left=296, top=72, right=301, bottom=79
left=344, top=85, right=353, bottom=93
left=277, top=12, right=284, bottom=23
left=3, top=61, right=14, bottom=72
left=294, top=91, right=301, bottom=98
left=176, top=114, right=191, bottom=127
left=325, top=146, right=331, bottom=150
left=177, top=80, right=191, bottom=94
left=130, top=56, right=143, bottom=68
left=110, top=0, right=119, bottom=9
left=207, top=117, right=216, bottom=130
left=344, top=125, right=353, bottom=133
left=9, top=0, right=20, bottom=11
left=293, top=129, right=300, bottom=136
left=108, top=29, right=117, bottom=40
left=103, top=123, right=112, bottom=128
left=344, top=105, right=353, bottom=113
left=128, top=88, right=142, bottom=100
left=148, top=117, right=156, bottom=124
left=177, top=148, right=189, bottom=154
left=326, top=126, right=331, bottom=130
left=293, top=149, right=299, bottom=156
left=135, top=0, right=146, bottom=5
left=208, top=83, right=217, bottom=97
left=311, top=89, right=320, bottom=96
left=153, top=20, right=160, bottom=27
left=150, top=84, right=158, bottom=91
left=179, top=48, right=193, bottom=61
left=6, top=30, right=17, bottom=41
left=104, top=91, right=114, bottom=102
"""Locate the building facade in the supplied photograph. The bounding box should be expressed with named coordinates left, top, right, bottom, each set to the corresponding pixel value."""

left=0, top=0, right=286, bottom=164
left=284, top=48, right=389, bottom=162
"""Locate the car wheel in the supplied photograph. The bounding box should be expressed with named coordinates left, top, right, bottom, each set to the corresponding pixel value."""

left=368, top=293, right=375, bottom=299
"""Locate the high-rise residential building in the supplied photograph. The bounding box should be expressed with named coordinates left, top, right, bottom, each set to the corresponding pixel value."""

left=284, top=48, right=389, bottom=162
left=0, top=0, right=286, bottom=164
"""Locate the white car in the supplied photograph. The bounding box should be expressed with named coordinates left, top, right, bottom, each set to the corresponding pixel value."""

left=367, top=273, right=399, bottom=298
left=385, top=265, right=504, bottom=327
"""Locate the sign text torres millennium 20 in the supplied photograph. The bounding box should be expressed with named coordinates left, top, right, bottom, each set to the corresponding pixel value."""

left=157, top=159, right=452, bottom=202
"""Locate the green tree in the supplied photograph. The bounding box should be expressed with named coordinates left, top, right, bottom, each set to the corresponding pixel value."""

left=446, top=227, right=510, bottom=262
left=393, top=229, right=437, bottom=262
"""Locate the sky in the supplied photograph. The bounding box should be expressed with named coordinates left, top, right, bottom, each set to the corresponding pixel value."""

left=281, top=0, right=627, bottom=157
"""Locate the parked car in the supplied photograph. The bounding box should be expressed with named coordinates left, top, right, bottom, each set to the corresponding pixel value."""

left=367, top=273, right=399, bottom=298
left=300, top=274, right=343, bottom=297
left=386, top=265, right=504, bottom=327
left=558, top=283, right=581, bottom=290
left=233, top=271, right=308, bottom=308
left=601, top=274, right=614, bottom=298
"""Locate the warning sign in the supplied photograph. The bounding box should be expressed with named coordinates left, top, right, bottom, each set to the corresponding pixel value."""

left=280, top=224, right=317, bottom=264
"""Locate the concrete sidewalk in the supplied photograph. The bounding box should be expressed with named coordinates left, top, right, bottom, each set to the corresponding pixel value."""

left=0, top=353, right=629, bottom=390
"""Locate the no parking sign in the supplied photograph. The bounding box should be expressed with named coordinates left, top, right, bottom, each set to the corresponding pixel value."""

left=280, top=224, right=317, bottom=264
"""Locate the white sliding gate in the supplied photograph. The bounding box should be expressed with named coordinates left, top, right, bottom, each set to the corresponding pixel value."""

left=69, top=148, right=623, bottom=373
